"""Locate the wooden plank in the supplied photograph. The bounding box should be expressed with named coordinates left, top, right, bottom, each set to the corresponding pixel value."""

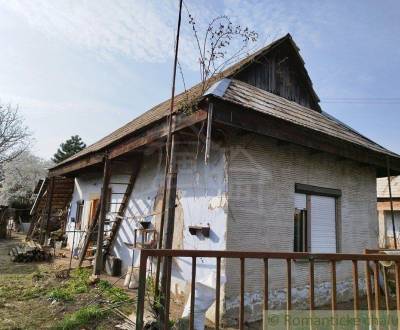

left=395, top=262, right=400, bottom=327
left=352, top=260, right=359, bottom=321
left=331, top=260, right=337, bottom=313
left=383, top=267, right=390, bottom=312
left=295, top=183, right=341, bottom=198
left=135, top=252, right=148, bottom=330
left=287, top=259, right=291, bottom=311
left=215, top=257, right=221, bottom=330
left=365, top=260, right=373, bottom=315
left=309, top=259, right=315, bottom=310
left=240, top=258, right=245, bottom=330
left=190, top=257, right=196, bottom=330
left=263, top=258, right=269, bottom=330
left=134, top=249, right=400, bottom=262
left=374, top=261, right=381, bottom=315
left=50, top=110, right=207, bottom=177
left=212, top=101, right=400, bottom=176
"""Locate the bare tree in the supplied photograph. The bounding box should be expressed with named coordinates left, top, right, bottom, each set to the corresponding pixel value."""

left=0, top=103, right=31, bottom=165
left=189, top=14, right=258, bottom=92
left=179, top=9, right=258, bottom=113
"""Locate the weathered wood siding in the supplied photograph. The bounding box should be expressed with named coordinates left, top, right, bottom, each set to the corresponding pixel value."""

left=233, top=43, right=320, bottom=111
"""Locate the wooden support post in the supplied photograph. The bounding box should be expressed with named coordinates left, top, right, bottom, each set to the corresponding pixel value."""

left=93, top=154, right=111, bottom=276
left=352, top=260, right=359, bottom=324
left=189, top=257, right=196, bottom=330
left=395, top=262, right=400, bottom=328
left=159, top=134, right=178, bottom=327
left=40, top=177, right=55, bottom=245
left=331, top=260, right=337, bottom=314
left=263, top=258, right=269, bottom=330
left=215, top=256, right=221, bottom=330
left=374, top=261, right=381, bottom=317
left=365, top=260, right=373, bottom=317
left=309, top=259, right=315, bottom=311
left=240, top=258, right=245, bottom=330
left=204, top=102, right=213, bottom=165
left=383, top=267, right=390, bottom=312
left=287, top=259, right=292, bottom=311
left=386, top=157, right=397, bottom=249
left=136, top=250, right=148, bottom=330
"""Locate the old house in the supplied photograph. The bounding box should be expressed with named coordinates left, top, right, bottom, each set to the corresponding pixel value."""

left=31, top=34, right=400, bottom=324
left=377, top=176, right=400, bottom=248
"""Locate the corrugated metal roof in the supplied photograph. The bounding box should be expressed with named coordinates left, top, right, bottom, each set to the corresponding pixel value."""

left=377, top=176, right=400, bottom=198
left=52, top=34, right=315, bottom=169
left=219, top=79, right=398, bottom=157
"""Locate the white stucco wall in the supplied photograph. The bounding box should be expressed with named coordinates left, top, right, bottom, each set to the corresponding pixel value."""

left=66, top=141, right=228, bottom=294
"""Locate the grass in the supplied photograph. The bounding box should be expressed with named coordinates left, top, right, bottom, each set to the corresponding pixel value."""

left=54, top=305, right=108, bottom=330
left=97, top=279, right=131, bottom=303
left=48, top=288, right=74, bottom=302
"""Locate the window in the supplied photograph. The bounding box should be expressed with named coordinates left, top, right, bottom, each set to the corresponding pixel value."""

left=75, top=200, right=84, bottom=230
left=294, top=184, right=340, bottom=253
left=385, top=211, right=400, bottom=248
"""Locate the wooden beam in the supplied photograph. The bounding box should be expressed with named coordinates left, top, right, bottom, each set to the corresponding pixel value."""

left=295, top=183, right=341, bottom=198
left=212, top=100, right=400, bottom=175
left=49, top=153, right=104, bottom=177
left=93, top=155, right=111, bottom=276
left=49, top=110, right=207, bottom=177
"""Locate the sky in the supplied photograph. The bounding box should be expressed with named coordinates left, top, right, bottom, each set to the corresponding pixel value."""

left=0, top=0, right=399, bottom=160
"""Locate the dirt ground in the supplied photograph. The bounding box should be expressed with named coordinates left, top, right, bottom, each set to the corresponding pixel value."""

left=0, top=232, right=136, bottom=330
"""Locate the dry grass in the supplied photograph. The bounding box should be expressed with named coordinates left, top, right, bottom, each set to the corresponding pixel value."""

left=0, top=233, right=133, bottom=330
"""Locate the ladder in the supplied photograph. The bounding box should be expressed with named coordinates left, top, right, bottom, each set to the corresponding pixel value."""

left=77, top=155, right=142, bottom=266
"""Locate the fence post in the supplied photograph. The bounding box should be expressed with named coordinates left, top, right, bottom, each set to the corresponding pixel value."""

left=136, top=251, right=148, bottom=330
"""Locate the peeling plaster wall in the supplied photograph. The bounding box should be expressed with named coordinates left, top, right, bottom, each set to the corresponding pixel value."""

left=224, top=131, right=377, bottom=323
left=66, top=140, right=228, bottom=297
left=171, top=141, right=228, bottom=295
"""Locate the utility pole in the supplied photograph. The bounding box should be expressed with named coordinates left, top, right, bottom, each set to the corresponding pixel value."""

left=155, top=0, right=183, bottom=327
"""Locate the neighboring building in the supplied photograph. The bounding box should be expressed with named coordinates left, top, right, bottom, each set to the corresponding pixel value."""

left=377, top=176, right=400, bottom=248
left=32, top=34, right=400, bottom=324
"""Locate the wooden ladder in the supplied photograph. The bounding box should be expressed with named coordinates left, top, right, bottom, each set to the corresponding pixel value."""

left=104, top=155, right=142, bottom=256
left=77, top=155, right=142, bottom=266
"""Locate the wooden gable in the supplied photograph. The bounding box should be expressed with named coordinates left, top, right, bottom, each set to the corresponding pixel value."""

left=232, top=36, right=321, bottom=112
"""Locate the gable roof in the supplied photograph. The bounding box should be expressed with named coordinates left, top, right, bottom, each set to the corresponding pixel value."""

left=211, top=78, right=397, bottom=157
left=51, top=34, right=319, bottom=169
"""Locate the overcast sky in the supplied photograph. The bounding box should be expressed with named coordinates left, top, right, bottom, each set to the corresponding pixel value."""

left=0, top=0, right=399, bottom=159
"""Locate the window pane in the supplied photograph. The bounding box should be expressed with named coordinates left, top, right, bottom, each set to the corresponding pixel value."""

left=385, top=211, right=400, bottom=237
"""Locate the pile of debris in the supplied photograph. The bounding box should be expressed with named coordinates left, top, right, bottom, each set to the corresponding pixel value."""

left=9, top=241, right=52, bottom=262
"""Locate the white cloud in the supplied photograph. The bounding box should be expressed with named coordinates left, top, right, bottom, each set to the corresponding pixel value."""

left=1, top=0, right=178, bottom=62
left=0, top=0, right=327, bottom=70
